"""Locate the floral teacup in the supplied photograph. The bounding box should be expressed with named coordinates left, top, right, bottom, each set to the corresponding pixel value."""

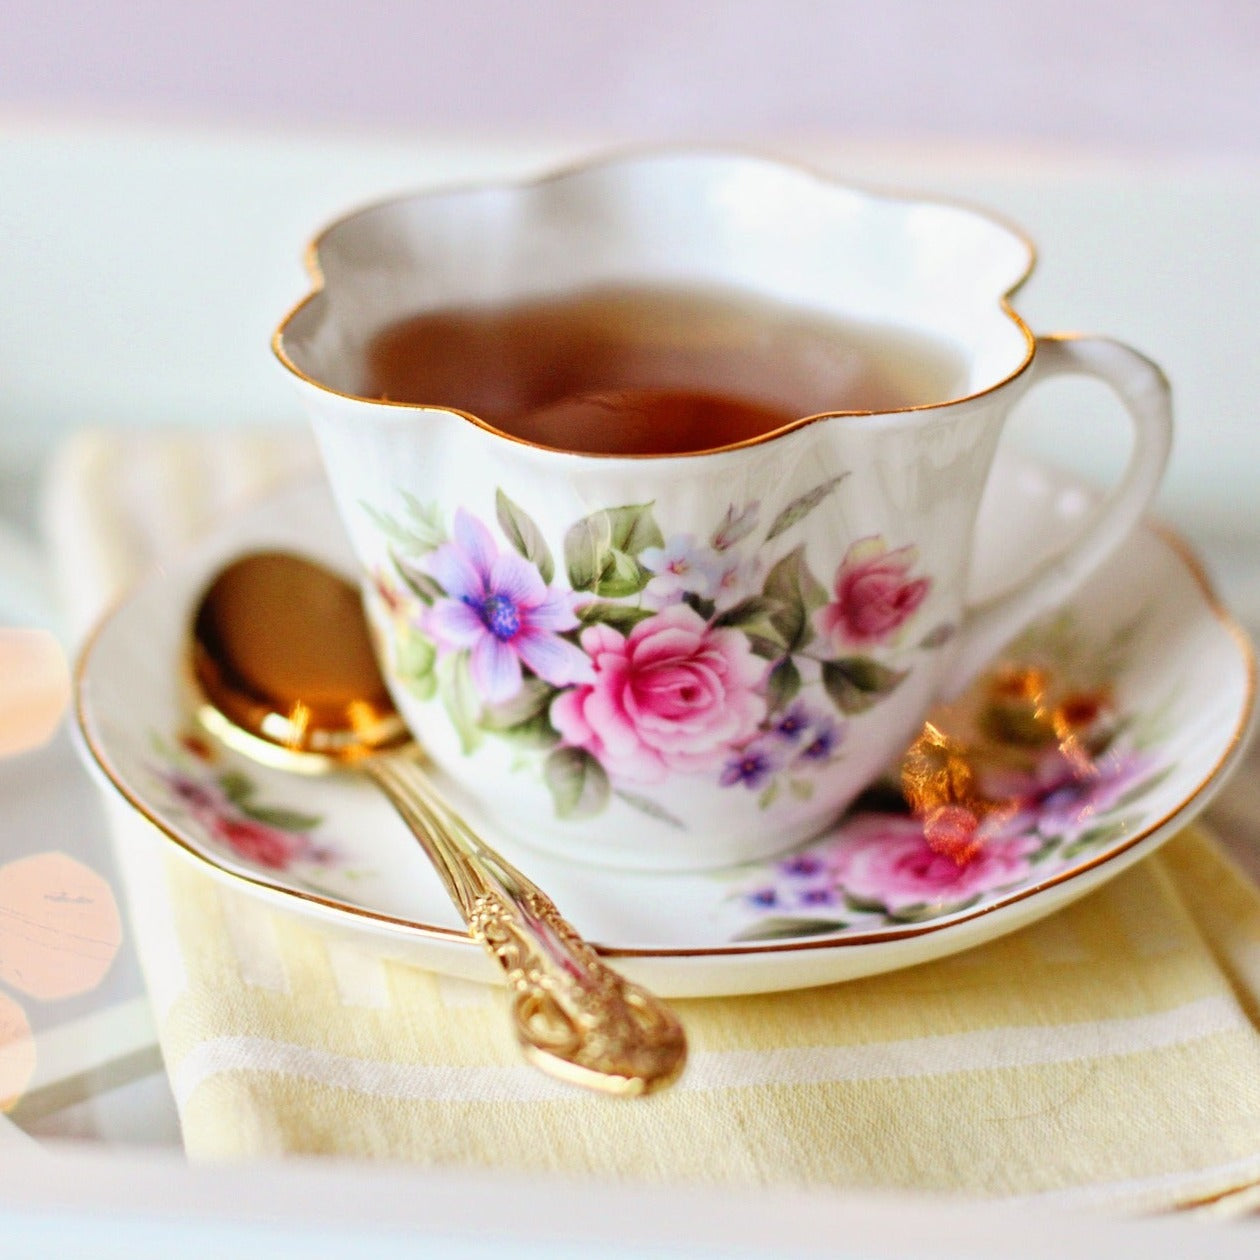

left=273, top=149, right=1171, bottom=871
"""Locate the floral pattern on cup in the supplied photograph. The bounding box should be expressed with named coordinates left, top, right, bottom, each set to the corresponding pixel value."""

left=148, top=732, right=342, bottom=878
left=730, top=617, right=1169, bottom=939
left=364, top=478, right=948, bottom=824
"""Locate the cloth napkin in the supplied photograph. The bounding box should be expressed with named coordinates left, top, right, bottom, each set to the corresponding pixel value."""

left=47, top=427, right=1260, bottom=1215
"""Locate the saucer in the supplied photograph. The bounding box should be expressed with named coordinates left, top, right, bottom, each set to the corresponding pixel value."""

left=74, top=453, right=1255, bottom=997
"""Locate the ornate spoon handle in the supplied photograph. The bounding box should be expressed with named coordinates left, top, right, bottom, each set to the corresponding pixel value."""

left=364, top=746, right=687, bottom=1096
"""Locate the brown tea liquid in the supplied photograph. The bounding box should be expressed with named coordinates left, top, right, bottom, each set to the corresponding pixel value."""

left=361, top=284, right=964, bottom=455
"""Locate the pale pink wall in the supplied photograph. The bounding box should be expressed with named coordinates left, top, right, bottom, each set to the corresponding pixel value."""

left=2, top=0, right=1256, bottom=154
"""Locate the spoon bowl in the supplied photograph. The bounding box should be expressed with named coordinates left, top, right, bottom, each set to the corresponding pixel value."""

left=190, top=549, right=686, bottom=1096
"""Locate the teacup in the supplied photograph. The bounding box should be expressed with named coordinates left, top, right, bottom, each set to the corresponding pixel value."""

left=273, top=149, right=1171, bottom=871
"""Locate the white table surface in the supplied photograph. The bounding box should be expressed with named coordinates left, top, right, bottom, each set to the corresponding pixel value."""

left=0, top=120, right=1256, bottom=1255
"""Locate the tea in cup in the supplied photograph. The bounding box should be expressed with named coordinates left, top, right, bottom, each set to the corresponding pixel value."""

left=274, top=149, right=1171, bottom=871
left=359, top=283, right=966, bottom=455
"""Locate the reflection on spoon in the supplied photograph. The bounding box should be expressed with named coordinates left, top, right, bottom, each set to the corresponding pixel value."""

left=190, top=550, right=686, bottom=1096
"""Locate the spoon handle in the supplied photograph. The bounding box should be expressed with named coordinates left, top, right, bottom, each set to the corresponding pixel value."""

left=363, top=747, right=687, bottom=1096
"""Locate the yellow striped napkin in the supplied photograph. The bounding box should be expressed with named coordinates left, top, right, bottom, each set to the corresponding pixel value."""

left=49, top=428, right=1260, bottom=1214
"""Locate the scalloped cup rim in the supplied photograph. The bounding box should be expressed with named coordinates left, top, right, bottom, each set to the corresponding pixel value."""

left=271, top=146, right=1039, bottom=459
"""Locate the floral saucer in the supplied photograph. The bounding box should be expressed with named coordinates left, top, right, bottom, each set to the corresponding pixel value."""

left=75, top=453, right=1255, bottom=997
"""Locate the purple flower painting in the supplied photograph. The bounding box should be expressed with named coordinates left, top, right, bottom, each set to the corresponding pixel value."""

left=423, top=510, right=592, bottom=704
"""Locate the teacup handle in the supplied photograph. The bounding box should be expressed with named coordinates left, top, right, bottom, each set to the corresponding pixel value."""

left=947, top=334, right=1173, bottom=694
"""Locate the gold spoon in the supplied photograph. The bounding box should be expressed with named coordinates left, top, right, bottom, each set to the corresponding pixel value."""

left=189, top=549, right=686, bottom=1096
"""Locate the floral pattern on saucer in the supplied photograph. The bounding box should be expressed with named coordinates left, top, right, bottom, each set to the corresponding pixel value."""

left=138, top=608, right=1172, bottom=946
left=145, top=731, right=355, bottom=887
left=728, top=612, right=1170, bottom=940
left=363, top=479, right=950, bottom=824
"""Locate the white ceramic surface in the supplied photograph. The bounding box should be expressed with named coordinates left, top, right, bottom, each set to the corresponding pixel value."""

left=274, top=149, right=1173, bottom=869
left=74, top=452, right=1254, bottom=999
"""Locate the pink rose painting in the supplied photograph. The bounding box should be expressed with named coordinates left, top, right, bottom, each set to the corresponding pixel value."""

left=157, top=761, right=334, bottom=874
left=817, top=537, right=930, bottom=648
left=738, top=812, right=1040, bottom=922
left=551, top=605, right=766, bottom=784
left=206, top=815, right=311, bottom=871
left=824, top=814, right=1040, bottom=913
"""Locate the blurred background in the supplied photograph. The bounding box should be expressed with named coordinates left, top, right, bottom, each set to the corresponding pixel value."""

left=1, top=0, right=1257, bottom=155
